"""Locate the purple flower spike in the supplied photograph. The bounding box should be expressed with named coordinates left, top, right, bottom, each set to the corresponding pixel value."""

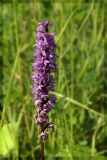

left=32, top=21, right=56, bottom=141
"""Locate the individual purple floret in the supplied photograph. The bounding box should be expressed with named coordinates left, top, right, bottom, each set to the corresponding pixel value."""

left=39, top=131, right=48, bottom=142
left=32, top=21, right=56, bottom=141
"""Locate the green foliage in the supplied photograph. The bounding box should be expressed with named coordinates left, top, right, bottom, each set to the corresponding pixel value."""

left=1, top=1, right=106, bottom=160
left=0, top=122, right=18, bottom=157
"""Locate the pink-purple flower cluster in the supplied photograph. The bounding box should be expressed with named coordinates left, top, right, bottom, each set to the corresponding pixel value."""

left=32, top=21, right=56, bottom=141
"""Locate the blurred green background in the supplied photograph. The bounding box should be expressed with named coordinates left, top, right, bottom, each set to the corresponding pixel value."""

left=1, top=1, right=106, bottom=160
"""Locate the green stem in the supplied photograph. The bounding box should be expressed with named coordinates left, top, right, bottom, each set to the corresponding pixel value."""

left=40, top=127, right=45, bottom=160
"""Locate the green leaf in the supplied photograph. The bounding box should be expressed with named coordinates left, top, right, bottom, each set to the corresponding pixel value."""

left=0, top=122, right=18, bottom=157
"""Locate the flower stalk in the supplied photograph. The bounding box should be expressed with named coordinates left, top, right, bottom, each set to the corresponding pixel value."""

left=40, top=127, right=45, bottom=160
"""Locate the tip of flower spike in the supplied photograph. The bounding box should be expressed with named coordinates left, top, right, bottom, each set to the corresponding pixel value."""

left=38, top=20, right=51, bottom=27
left=37, top=20, right=52, bottom=33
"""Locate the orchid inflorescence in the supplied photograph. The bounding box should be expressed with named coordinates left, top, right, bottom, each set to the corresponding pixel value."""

left=32, top=21, right=56, bottom=141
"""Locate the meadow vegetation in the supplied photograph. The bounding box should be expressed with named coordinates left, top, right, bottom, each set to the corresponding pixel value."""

left=1, top=1, right=106, bottom=160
